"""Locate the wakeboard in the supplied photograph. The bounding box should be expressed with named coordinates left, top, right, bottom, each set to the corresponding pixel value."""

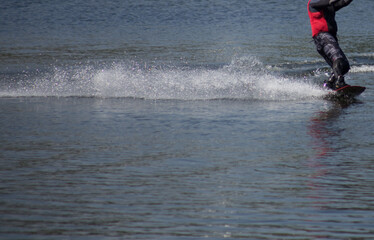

left=326, top=85, right=366, bottom=100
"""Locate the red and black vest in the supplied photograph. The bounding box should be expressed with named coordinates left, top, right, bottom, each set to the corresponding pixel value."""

left=308, top=0, right=337, bottom=38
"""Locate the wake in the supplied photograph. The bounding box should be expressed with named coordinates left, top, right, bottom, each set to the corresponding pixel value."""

left=1, top=57, right=326, bottom=100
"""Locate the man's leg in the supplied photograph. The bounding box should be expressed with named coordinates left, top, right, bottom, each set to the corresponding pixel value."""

left=314, top=32, right=350, bottom=89
left=333, top=58, right=350, bottom=88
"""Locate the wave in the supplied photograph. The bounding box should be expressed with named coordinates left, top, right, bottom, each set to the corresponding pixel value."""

left=350, top=65, right=374, bottom=73
left=0, top=57, right=325, bottom=100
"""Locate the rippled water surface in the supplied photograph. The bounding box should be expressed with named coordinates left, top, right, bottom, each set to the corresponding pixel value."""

left=1, top=0, right=374, bottom=239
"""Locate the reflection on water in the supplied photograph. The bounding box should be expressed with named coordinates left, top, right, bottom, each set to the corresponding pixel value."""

left=308, top=99, right=362, bottom=161
left=306, top=100, right=369, bottom=222
left=309, top=102, right=344, bottom=160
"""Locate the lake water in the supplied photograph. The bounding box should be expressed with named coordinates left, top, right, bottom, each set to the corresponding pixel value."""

left=1, top=1, right=374, bottom=239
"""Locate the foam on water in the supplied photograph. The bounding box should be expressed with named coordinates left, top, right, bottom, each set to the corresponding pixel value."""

left=350, top=65, right=374, bottom=73
left=1, top=57, right=325, bottom=100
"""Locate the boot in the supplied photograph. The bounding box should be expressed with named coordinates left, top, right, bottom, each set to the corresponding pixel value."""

left=323, top=74, right=336, bottom=90
left=334, top=76, right=347, bottom=89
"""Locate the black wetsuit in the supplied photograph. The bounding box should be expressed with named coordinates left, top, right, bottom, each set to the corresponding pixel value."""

left=308, top=0, right=353, bottom=79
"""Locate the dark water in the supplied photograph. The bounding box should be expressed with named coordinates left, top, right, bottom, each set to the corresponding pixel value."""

left=1, top=1, right=374, bottom=239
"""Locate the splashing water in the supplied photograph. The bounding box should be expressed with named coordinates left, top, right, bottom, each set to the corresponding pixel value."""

left=1, top=57, right=325, bottom=100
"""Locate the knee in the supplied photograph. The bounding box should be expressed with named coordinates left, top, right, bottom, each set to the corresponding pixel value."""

left=333, top=58, right=350, bottom=76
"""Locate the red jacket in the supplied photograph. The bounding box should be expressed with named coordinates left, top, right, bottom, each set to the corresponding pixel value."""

left=308, top=0, right=353, bottom=38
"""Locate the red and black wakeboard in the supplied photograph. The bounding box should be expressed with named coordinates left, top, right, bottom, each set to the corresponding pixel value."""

left=326, top=85, right=366, bottom=100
